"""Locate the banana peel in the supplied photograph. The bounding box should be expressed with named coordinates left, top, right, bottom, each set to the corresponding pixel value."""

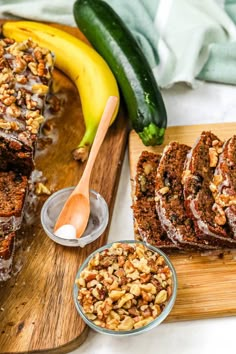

left=2, top=21, right=120, bottom=161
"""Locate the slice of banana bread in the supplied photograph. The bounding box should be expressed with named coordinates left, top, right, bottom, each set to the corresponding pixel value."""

left=182, top=131, right=236, bottom=247
left=211, top=135, right=236, bottom=238
left=132, top=151, right=177, bottom=249
left=155, top=142, right=218, bottom=250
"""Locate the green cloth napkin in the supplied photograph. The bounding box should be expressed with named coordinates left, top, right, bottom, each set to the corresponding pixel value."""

left=1, top=0, right=236, bottom=88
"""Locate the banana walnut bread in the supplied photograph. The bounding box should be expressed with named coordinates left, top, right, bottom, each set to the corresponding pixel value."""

left=132, top=132, right=236, bottom=252
left=0, top=37, right=54, bottom=280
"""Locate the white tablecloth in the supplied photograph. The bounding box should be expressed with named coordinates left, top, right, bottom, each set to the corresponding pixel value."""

left=71, top=81, right=236, bottom=354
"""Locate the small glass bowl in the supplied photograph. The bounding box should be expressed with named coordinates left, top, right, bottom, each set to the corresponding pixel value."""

left=73, top=240, right=177, bottom=336
left=40, top=187, right=109, bottom=247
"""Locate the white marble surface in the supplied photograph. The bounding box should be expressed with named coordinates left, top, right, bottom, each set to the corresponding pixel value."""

left=71, top=81, right=236, bottom=354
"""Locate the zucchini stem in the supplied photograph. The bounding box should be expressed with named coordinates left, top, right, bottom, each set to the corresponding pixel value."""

left=138, top=123, right=165, bottom=146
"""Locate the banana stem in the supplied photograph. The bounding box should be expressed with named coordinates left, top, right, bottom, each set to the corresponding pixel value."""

left=72, top=126, right=97, bottom=161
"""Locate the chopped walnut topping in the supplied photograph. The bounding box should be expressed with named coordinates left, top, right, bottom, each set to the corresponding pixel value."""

left=213, top=174, right=223, bottom=186
left=215, top=213, right=226, bottom=226
left=6, top=104, right=21, bottom=118
left=15, top=74, right=27, bottom=84
left=35, top=182, right=51, bottom=196
left=14, top=56, right=27, bottom=73
left=0, top=121, right=11, bottom=130
left=34, top=50, right=43, bottom=61
left=215, top=194, right=236, bottom=208
left=28, top=62, right=38, bottom=75
left=0, top=37, right=54, bottom=139
left=3, top=95, right=16, bottom=106
left=213, top=203, right=227, bottom=225
left=10, top=121, right=20, bottom=131
left=32, top=84, right=49, bottom=95
left=76, top=243, right=173, bottom=331
left=37, top=62, right=45, bottom=76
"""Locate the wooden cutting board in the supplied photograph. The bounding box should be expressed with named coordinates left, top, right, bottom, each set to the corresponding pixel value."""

left=129, top=123, right=236, bottom=322
left=0, top=24, right=128, bottom=353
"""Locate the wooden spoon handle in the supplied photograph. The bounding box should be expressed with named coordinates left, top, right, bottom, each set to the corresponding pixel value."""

left=76, top=96, right=118, bottom=191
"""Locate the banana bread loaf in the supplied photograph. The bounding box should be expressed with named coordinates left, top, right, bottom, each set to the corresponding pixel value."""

left=0, top=37, right=54, bottom=281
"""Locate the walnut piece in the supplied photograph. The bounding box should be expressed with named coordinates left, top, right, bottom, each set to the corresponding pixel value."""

left=213, top=203, right=226, bottom=226
left=143, top=162, right=153, bottom=175
left=158, top=187, right=170, bottom=195
left=209, top=147, right=218, bottom=168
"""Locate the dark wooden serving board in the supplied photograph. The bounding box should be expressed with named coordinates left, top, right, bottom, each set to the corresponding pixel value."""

left=0, top=23, right=128, bottom=354
left=129, top=123, right=236, bottom=323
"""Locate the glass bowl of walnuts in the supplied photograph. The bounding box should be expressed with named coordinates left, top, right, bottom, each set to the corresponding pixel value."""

left=73, top=240, right=177, bottom=336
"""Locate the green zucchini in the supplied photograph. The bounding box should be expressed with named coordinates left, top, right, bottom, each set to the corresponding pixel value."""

left=73, top=0, right=167, bottom=146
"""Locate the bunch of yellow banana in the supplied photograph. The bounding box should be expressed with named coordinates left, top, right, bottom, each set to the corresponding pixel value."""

left=2, top=21, right=120, bottom=161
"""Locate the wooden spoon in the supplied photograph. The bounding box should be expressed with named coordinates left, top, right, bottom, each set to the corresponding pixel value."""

left=54, top=96, right=118, bottom=238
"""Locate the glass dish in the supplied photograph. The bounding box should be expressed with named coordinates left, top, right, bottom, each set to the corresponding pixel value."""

left=40, top=187, right=109, bottom=247
left=73, top=240, right=177, bottom=336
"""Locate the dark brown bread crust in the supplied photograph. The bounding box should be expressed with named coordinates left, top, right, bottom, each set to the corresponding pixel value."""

left=155, top=142, right=217, bottom=250
left=212, top=136, right=236, bottom=238
left=132, top=151, right=177, bottom=249
left=182, top=131, right=236, bottom=247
